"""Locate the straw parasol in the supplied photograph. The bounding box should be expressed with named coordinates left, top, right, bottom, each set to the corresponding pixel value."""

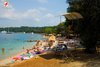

left=62, top=12, right=83, bottom=20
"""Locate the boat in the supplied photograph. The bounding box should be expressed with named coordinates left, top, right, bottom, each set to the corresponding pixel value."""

left=6, top=28, right=12, bottom=34
left=1, top=31, right=7, bottom=34
left=31, top=32, right=34, bottom=34
left=1, top=30, right=12, bottom=34
left=6, top=32, right=12, bottom=34
left=23, top=32, right=26, bottom=34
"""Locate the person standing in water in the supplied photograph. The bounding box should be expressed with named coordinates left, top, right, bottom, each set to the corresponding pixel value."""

left=2, top=48, right=5, bottom=55
left=23, top=47, right=24, bottom=50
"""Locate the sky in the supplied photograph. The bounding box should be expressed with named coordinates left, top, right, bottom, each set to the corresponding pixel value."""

left=0, top=0, right=68, bottom=27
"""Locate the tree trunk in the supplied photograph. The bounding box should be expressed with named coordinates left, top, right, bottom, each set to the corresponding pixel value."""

left=81, top=32, right=97, bottom=54
left=84, top=36, right=97, bottom=54
left=85, top=46, right=96, bottom=54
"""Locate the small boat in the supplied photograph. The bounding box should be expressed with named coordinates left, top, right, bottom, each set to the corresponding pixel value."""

left=6, top=28, right=12, bottom=34
left=1, top=31, right=7, bottom=34
left=23, top=32, right=26, bottom=34
left=6, top=32, right=12, bottom=34
left=31, top=32, right=34, bottom=34
left=1, top=31, right=12, bottom=34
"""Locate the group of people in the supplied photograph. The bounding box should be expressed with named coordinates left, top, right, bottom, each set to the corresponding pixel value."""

left=12, top=34, right=57, bottom=62
left=12, top=34, right=76, bottom=63
left=12, top=40, right=49, bottom=62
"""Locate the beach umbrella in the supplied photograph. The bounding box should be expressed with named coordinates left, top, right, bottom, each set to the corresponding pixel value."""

left=62, top=12, right=83, bottom=20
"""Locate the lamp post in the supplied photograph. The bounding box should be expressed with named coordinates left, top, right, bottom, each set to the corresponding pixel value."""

left=60, top=15, right=61, bottom=23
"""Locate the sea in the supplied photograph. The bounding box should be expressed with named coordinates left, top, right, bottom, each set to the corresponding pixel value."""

left=0, top=33, right=45, bottom=60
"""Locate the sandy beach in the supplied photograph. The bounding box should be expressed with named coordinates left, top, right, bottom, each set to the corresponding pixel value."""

left=0, top=38, right=84, bottom=67
left=10, top=52, right=85, bottom=67
left=8, top=49, right=100, bottom=67
left=0, top=51, right=84, bottom=67
left=0, top=39, right=49, bottom=66
left=0, top=51, right=26, bottom=66
left=0, top=49, right=100, bottom=67
left=1, top=38, right=100, bottom=67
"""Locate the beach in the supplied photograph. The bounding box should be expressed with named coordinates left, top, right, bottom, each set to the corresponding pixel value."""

left=11, top=53, right=85, bottom=67
left=0, top=35, right=100, bottom=67
left=0, top=35, right=80, bottom=66
left=0, top=33, right=45, bottom=59
left=0, top=39, right=78, bottom=67
left=0, top=34, right=56, bottom=66
left=0, top=40, right=44, bottom=66
left=9, top=48, right=100, bottom=67
left=0, top=51, right=26, bottom=66
left=0, top=33, right=45, bottom=65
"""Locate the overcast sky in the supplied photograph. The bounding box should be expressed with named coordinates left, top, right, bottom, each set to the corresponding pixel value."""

left=0, top=0, right=68, bottom=27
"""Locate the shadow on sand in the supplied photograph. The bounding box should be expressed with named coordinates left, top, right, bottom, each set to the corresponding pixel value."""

left=39, top=49, right=100, bottom=67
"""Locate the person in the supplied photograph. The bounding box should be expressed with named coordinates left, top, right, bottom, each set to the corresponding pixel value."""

left=2, top=48, right=5, bottom=54
left=48, top=34, right=56, bottom=48
left=26, top=49, right=30, bottom=54
left=23, top=47, right=24, bottom=50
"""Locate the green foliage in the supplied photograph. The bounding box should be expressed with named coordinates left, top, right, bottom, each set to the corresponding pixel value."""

left=67, top=0, right=100, bottom=53
left=0, top=26, right=57, bottom=34
left=44, top=27, right=55, bottom=34
left=0, top=26, right=45, bottom=33
left=56, top=22, right=67, bottom=36
left=0, top=22, right=67, bottom=36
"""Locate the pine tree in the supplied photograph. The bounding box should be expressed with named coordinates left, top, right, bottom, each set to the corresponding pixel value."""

left=66, top=0, right=100, bottom=53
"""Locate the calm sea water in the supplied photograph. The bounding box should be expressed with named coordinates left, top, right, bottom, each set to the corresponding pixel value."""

left=0, top=33, right=45, bottom=60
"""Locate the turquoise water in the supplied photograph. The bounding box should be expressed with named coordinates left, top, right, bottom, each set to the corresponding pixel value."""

left=0, top=33, right=45, bottom=59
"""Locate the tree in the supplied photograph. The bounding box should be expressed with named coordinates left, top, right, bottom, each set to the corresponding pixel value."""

left=66, top=0, right=100, bottom=53
left=79, top=0, right=100, bottom=53
left=56, top=22, right=67, bottom=36
left=44, top=27, right=56, bottom=34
